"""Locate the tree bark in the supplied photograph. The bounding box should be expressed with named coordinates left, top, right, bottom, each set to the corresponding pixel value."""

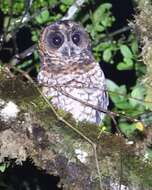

left=133, top=0, right=152, bottom=109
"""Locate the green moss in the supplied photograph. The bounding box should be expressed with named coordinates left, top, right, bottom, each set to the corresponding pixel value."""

left=0, top=78, right=37, bottom=103
left=76, top=122, right=100, bottom=142
left=123, top=156, right=152, bottom=188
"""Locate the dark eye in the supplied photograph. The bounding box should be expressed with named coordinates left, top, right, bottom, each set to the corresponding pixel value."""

left=72, top=32, right=81, bottom=45
left=47, top=32, right=64, bottom=48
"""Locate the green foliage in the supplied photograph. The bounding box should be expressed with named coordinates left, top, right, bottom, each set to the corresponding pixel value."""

left=119, top=123, right=137, bottom=136
left=0, top=0, right=24, bottom=14
left=0, top=162, right=9, bottom=173
left=87, top=3, right=115, bottom=39
left=117, top=44, right=134, bottom=70
left=92, top=3, right=115, bottom=32
left=107, top=79, right=146, bottom=136
left=32, top=0, right=58, bottom=10
left=0, top=0, right=148, bottom=137
left=93, top=41, right=117, bottom=63
left=35, top=9, right=50, bottom=24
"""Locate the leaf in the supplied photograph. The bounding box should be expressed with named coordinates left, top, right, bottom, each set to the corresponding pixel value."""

left=120, top=122, right=144, bottom=137
left=106, top=79, right=119, bottom=92
left=93, top=3, right=112, bottom=23
left=131, top=39, right=138, bottom=55
left=35, top=10, right=49, bottom=24
left=106, top=80, right=128, bottom=107
left=92, top=3, right=115, bottom=32
left=94, top=24, right=105, bottom=32
left=61, top=0, right=74, bottom=5
left=117, top=58, right=133, bottom=70
left=116, top=101, right=132, bottom=110
left=93, top=41, right=112, bottom=52
left=103, top=48, right=112, bottom=62
left=106, top=80, right=127, bottom=94
left=32, top=31, right=39, bottom=42
left=101, top=16, right=115, bottom=27
left=130, top=85, right=146, bottom=107
left=119, top=123, right=136, bottom=136
left=133, top=122, right=144, bottom=131
left=0, top=163, right=6, bottom=173
left=120, top=45, right=133, bottom=59
left=106, top=79, right=136, bottom=111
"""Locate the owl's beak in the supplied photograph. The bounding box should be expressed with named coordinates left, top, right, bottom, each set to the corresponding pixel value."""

left=62, top=45, right=75, bottom=57
left=67, top=47, right=72, bottom=57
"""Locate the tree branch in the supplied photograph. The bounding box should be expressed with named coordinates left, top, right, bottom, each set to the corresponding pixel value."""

left=62, top=0, right=88, bottom=20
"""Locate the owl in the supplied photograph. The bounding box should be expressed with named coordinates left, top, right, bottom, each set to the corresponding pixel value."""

left=37, top=20, right=108, bottom=124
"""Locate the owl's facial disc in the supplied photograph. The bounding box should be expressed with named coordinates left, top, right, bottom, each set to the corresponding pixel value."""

left=40, top=20, right=94, bottom=64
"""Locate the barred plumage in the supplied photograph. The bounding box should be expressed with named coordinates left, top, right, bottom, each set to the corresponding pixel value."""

left=37, top=20, right=108, bottom=124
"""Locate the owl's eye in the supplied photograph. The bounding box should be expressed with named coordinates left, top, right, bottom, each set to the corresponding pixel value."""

left=47, top=32, right=64, bottom=48
left=72, top=32, right=81, bottom=45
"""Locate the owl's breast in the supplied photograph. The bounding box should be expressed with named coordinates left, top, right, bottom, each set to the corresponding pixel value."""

left=40, top=63, right=108, bottom=123
left=44, top=85, right=102, bottom=123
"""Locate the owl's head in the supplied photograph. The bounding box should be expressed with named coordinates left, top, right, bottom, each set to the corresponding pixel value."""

left=39, top=20, right=94, bottom=68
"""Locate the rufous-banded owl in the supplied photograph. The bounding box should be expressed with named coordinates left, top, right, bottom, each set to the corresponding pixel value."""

left=37, top=20, right=108, bottom=124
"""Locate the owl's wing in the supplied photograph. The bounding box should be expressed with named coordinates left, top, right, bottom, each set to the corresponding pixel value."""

left=92, top=64, right=109, bottom=124
left=96, top=85, right=109, bottom=124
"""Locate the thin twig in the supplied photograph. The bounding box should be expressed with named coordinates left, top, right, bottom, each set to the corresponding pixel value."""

left=93, top=26, right=131, bottom=46
left=108, top=26, right=131, bottom=38
left=45, top=82, right=151, bottom=105
left=62, top=0, right=87, bottom=20
left=119, top=152, right=123, bottom=190
left=10, top=44, right=37, bottom=65
left=48, top=85, right=141, bottom=123
left=5, top=6, right=48, bottom=40
left=19, top=0, right=33, bottom=25
left=10, top=0, right=33, bottom=44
